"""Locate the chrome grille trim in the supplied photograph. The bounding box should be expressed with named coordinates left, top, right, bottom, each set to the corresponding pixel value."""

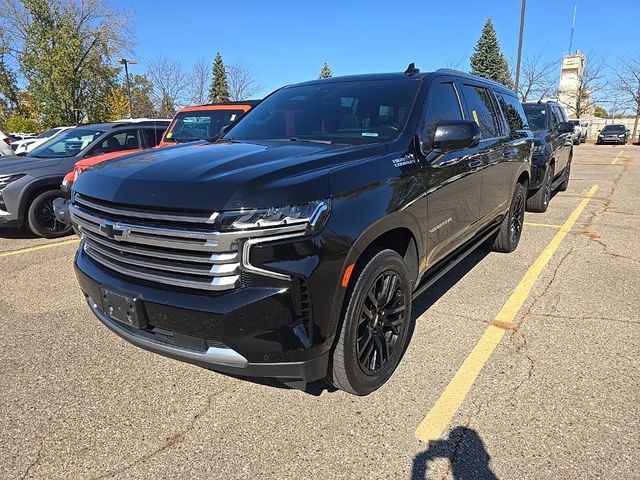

left=71, top=196, right=308, bottom=291
left=75, top=193, right=218, bottom=224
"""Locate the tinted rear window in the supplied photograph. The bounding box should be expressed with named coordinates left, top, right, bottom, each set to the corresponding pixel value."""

left=166, top=110, right=245, bottom=143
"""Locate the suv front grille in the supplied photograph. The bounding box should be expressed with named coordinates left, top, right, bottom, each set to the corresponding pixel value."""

left=70, top=194, right=240, bottom=291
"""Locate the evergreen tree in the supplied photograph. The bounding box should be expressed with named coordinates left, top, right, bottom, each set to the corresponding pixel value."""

left=319, top=62, right=333, bottom=79
left=470, top=19, right=513, bottom=88
left=209, top=53, right=229, bottom=103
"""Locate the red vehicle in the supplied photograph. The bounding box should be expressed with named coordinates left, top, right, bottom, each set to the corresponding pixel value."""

left=158, top=101, right=257, bottom=147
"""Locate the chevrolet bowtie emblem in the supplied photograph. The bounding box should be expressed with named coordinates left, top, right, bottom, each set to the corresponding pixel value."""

left=100, top=221, right=125, bottom=240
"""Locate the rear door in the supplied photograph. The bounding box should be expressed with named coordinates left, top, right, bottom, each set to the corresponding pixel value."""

left=420, top=79, right=483, bottom=268
left=458, top=82, right=511, bottom=224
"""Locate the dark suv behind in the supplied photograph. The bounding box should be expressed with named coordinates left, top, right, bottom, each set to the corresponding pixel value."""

left=522, top=101, right=575, bottom=212
left=0, top=120, right=169, bottom=238
left=71, top=68, right=533, bottom=395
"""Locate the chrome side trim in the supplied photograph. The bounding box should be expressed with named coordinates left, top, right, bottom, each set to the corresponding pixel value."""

left=241, top=232, right=307, bottom=281
left=87, top=296, right=249, bottom=368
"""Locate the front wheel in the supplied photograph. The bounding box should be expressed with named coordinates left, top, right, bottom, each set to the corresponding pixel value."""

left=488, top=181, right=527, bottom=253
left=329, top=249, right=413, bottom=396
left=27, top=190, right=73, bottom=238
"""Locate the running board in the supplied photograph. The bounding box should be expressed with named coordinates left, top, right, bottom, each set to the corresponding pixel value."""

left=413, top=224, right=501, bottom=299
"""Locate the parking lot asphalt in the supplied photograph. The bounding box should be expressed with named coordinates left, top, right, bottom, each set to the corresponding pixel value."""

left=1, top=144, right=638, bottom=479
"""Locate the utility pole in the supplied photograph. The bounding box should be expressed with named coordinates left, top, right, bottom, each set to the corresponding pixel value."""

left=514, top=0, right=526, bottom=97
left=118, top=58, right=138, bottom=118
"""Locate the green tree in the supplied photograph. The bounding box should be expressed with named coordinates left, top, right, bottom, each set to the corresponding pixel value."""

left=209, top=53, right=229, bottom=103
left=0, top=0, right=128, bottom=126
left=593, top=105, right=607, bottom=118
left=470, top=18, right=513, bottom=88
left=106, top=84, right=131, bottom=120
left=3, top=114, right=40, bottom=133
left=130, top=74, right=156, bottom=118
left=319, top=62, right=332, bottom=79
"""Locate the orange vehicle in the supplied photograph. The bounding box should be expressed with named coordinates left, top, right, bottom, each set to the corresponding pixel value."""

left=159, top=101, right=258, bottom=146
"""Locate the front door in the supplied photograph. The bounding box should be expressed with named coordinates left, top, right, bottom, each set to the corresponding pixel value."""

left=418, top=79, right=483, bottom=269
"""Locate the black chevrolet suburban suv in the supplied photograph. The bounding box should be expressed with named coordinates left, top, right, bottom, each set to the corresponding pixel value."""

left=71, top=67, right=533, bottom=395
left=522, top=101, right=575, bottom=212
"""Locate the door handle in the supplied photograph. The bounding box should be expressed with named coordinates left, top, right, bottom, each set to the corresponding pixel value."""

left=467, top=159, right=482, bottom=168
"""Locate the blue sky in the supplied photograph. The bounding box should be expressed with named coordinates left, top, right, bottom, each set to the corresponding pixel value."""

left=112, top=0, right=638, bottom=98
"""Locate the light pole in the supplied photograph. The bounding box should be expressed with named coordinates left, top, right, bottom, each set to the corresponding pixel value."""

left=514, top=0, right=526, bottom=97
left=118, top=58, right=138, bottom=118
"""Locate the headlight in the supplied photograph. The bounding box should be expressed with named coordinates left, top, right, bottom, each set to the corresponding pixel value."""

left=0, top=173, right=26, bottom=190
left=218, top=199, right=330, bottom=233
left=618, top=134, right=625, bottom=138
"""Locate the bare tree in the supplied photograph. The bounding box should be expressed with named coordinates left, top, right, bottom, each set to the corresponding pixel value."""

left=189, top=57, right=210, bottom=106
left=146, top=56, right=188, bottom=117
left=227, top=63, right=261, bottom=101
left=615, top=56, right=640, bottom=140
left=558, top=56, right=605, bottom=118
left=516, top=51, right=559, bottom=101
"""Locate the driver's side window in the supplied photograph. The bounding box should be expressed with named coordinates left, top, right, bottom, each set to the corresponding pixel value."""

left=421, top=82, right=463, bottom=147
left=88, top=129, right=140, bottom=157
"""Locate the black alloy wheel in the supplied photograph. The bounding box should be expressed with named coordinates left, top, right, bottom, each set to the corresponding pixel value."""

left=356, top=271, right=406, bottom=375
left=329, top=249, right=413, bottom=395
left=27, top=190, right=73, bottom=238
left=509, top=188, right=525, bottom=246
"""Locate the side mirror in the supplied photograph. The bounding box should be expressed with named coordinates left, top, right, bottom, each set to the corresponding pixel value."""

left=430, top=120, right=481, bottom=152
left=558, top=122, right=575, bottom=134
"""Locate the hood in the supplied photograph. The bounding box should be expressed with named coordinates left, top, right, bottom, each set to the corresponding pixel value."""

left=73, top=140, right=388, bottom=211
left=0, top=155, right=64, bottom=174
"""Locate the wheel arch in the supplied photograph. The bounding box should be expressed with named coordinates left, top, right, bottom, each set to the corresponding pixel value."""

left=17, top=175, right=65, bottom=222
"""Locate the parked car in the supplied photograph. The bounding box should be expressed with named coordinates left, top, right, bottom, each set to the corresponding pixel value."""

left=522, top=101, right=574, bottom=212
left=0, top=130, right=15, bottom=157
left=0, top=120, right=169, bottom=238
left=12, top=127, right=74, bottom=155
left=159, top=101, right=258, bottom=147
left=579, top=119, right=589, bottom=142
left=70, top=67, right=533, bottom=395
left=568, top=120, right=584, bottom=145
left=596, top=124, right=629, bottom=144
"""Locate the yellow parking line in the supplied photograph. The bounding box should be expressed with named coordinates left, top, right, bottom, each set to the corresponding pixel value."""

left=524, top=222, right=563, bottom=229
left=415, top=185, right=599, bottom=442
left=0, top=238, right=79, bottom=258
left=611, top=151, right=624, bottom=165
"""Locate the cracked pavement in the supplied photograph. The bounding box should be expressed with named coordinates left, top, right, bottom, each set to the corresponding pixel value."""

left=1, top=144, right=638, bottom=479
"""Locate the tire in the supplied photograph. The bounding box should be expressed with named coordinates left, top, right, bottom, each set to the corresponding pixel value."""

left=27, top=190, right=73, bottom=239
left=526, top=163, right=554, bottom=213
left=488, top=181, right=527, bottom=253
left=558, top=156, right=572, bottom=192
left=573, top=137, right=580, bottom=145
left=329, top=249, right=413, bottom=396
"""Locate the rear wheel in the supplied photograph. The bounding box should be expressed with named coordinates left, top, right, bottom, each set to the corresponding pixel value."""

left=27, top=190, right=73, bottom=239
left=329, top=249, right=412, bottom=396
left=526, top=163, right=554, bottom=213
left=488, top=181, right=526, bottom=253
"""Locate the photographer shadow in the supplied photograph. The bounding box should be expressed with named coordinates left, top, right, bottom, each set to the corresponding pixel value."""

left=412, top=426, right=496, bottom=480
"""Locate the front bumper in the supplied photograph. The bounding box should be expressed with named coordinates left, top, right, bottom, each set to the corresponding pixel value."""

left=597, top=137, right=624, bottom=144
left=74, top=227, right=351, bottom=381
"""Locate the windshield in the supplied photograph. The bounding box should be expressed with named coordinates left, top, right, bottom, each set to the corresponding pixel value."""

left=165, top=110, right=245, bottom=143
left=602, top=125, right=625, bottom=132
left=523, top=105, right=548, bottom=131
left=29, top=128, right=104, bottom=158
left=223, top=79, right=421, bottom=145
